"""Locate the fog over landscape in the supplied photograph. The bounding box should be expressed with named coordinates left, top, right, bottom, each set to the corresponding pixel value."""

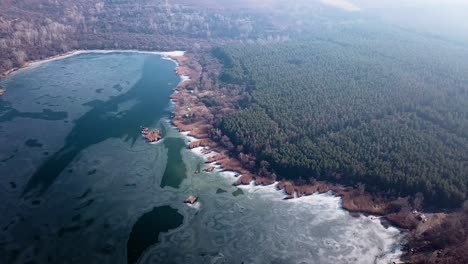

left=321, top=0, right=468, bottom=42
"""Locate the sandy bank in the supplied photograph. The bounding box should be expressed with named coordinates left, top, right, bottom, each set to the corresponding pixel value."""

left=0, top=49, right=186, bottom=78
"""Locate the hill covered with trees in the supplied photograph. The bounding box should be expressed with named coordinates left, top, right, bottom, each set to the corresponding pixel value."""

left=214, top=28, right=468, bottom=207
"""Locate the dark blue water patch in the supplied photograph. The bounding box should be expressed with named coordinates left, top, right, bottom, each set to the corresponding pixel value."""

left=31, top=199, right=41, bottom=206
left=57, top=225, right=80, bottom=238
left=127, top=206, right=183, bottom=264
left=25, top=139, right=43, bottom=148
left=5, top=249, right=20, bottom=264
left=71, top=214, right=81, bottom=222
left=76, top=188, right=92, bottom=199
left=95, top=88, right=104, bottom=93
left=103, top=222, right=111, bottom=230
left=159, top=137, right=187, bottom=189
left=0, top=108, right=68, bottom=123
left=2, top=219, right=16, bottom=231
left=57, top=218, right=94, bottom=238
left=216, top=188, right=227, bottom=194
left=100, top=240, right=116, bottom=255
left=1, top=154, right=16, bottom=163
left=21, top=56, right=178, bottom=197
left=232, top=188, right=244, bottom=197
left=1, top=148, right=18, bottom=162
left=73, top=199, right=94, bottom=210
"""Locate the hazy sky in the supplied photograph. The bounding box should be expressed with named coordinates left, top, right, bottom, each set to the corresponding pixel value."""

left=320, top=0, right=360, bottom=11
left=355, top=0, right=468, bottom=9
left=321, top=0, right=468, bottom=11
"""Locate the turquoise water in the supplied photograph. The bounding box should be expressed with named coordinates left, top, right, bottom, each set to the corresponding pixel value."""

left=0, top=52, right=404, bottom=264
left=160, top=137, right=187, bottom=188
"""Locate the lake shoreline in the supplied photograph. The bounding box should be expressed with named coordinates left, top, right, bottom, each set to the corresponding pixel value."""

left=2, top=49, right=408, bottom=262
left=0, top=49, right=186, bottom=78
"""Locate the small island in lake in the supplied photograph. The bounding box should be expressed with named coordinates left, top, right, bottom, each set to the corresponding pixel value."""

left=141, top=127, right=161, bottom=143
left=184, top=195, right=198, bottom=204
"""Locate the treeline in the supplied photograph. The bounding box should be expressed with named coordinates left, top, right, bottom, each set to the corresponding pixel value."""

left=0, top=0, right=292, bottom=74
left=0, top=0, right=360, bottom=75
left=213, top=32, right=468, bottom=207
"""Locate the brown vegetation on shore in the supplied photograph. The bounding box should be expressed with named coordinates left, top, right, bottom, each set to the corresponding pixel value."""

left=170, top=51, right=259, bottom=183
left=405, top=204, right=468, bottom=264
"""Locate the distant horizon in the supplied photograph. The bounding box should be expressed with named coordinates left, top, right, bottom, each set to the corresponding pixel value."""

left=336, top=0, right=468, bottom=10
left=317, top=0, right=468, bottom=45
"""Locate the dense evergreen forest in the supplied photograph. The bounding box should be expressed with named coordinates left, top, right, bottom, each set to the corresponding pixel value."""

left=214, top=29, right=468, bottom=207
